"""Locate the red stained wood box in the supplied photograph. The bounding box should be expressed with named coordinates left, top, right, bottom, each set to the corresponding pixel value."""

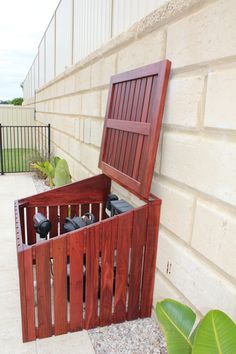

left=15, top=60, right=171, bottom=342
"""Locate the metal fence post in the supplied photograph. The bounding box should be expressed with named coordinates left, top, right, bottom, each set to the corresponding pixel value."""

left=0, top=124, right=4, bottom=175
left=48, top=124, right=51, bottom=160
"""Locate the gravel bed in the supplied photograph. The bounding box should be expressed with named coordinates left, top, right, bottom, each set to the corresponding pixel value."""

left=89, top=318, right=167, bottom=354
left=31, top=173, right=51, bottom=193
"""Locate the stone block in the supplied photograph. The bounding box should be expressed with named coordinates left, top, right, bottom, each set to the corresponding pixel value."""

left=157, top=229, right=236, bottom=321
left=205, top=67, right=236, bottom=130
left=164, top=75, right=204, bottom=127
left=81, top=91, right=100, bottom=117
left=151, top=178, right=195, bottom=243
left=161, top=131, right=236, bottom=207
left=191, top=199, right=236, bottom=279
left=75, top=66, right=91, bottom=92
left=167, top=0, right=236, bottom=68
left=91, top=54, right=116, bottom=88
left=117, top=30, right=166, bottom=72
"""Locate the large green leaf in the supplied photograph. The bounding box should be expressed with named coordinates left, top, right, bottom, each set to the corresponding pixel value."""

left=156, top=299, right=196, bottom=354
left=53, top=159, right=72, bottom=187
left=192, top=310, right=236, bottom=354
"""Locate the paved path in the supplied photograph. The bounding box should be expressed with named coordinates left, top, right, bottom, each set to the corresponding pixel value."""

left=0, top=174, right=95, bottom=354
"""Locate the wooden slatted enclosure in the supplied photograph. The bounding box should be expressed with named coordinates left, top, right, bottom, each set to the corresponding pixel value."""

left=15, top=60, right=171, bottom=342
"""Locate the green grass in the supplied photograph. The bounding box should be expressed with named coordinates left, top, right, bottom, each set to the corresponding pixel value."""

left=2, top=148, right=42, bottom=172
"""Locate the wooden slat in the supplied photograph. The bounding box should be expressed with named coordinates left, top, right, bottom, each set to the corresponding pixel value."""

left=60, top=205, right=68, bottom=234
left=127, top=206, right=148, bottom=320
left=35, top=242, right=52, bottom=338
left=114, top=211, right=132, bottom=323
left=106, top=120, right=150, bottom=135
left=19, top=207, right=25, bottom=244
left=18, top=249, right=36, bottom=342
left=100, top=218, right=117, bottom=326
left=26, top=207, right=36, bottom=245
left=81, top=204, right=89, bottom=215
left=70, top=205, right=78, bottom=217
left=118, top=80, right=136, bottom=171
left=92, top=203, right=100, bottom=222
left=109, top=83, right=122, bottom=167
left=85, top=224, right=100, bottom=329
left=38, top=206, right=47, bottom=216
left=70, top=230, right=84, bottom=332
left=105, top=83, right=118, bottom=163
left=140, top=200, right=161, bottom=317
left=132, top=76, right=153, bottom=179
left=53, top=236, right=68, bottom=335
left=49, top=206, right=58, bottom=238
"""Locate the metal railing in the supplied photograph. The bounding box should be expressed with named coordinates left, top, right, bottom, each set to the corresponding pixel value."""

left=0, top=124, right=50, bottom=175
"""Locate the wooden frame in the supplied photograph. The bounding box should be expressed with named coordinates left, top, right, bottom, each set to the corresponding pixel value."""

left=15, top=60, right=171, bottom=342
left=15, top=174, right=161, bottom=342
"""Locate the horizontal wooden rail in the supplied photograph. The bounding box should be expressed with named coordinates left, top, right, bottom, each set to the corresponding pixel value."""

left=106, top=120, right=150, bottom=135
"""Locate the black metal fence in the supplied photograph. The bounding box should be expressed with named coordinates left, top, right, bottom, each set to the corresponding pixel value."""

left=0, top=124, right=50, bottom=174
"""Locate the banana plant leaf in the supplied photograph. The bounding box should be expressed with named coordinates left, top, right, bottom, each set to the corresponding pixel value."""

left=53, top=159, right=72, bottom=187
left=156, top=299, right=196, bottom=354
left=192, top=310, right=236, bottom=354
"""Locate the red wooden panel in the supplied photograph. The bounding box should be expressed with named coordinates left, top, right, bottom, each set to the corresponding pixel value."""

left=100, top=218, right=117, bottom=326
left=19, top=207, right=25, bottom=244
left=99, top=60, right=171, bottom=200
left=92, top=203, right=100, bottom=222
left=69, top=229, right=84, bottom=332
left=26, top=207, right=36, bottom=245
left=53, top=237, right=68, bottom=335
left=60, top=205, right=68, bottom=234
left=85, top=224, right=100, bottom=329
left=49, top=206, right=58, bottom=238
left=70, top=205, right=78, bottom=217
left=81, top=204, right=89, bottom=215
left=35, top=242, right=52, bottom=338
left=140, top=200, right=161, bottom=317
left=18, top=249, right=36, bottom=342
left=114, top=211, right=132, bottom=323
left=38, top=206, right=47, bottom=216
left=127, top=206, right=148, bottom=320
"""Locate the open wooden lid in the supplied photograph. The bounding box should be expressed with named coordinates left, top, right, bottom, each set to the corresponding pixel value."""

left=99, top=60, right=171, bottom=200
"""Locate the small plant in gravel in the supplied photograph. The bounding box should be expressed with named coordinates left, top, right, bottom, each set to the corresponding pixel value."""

left=156, top=298, right=236, bottom=354
left=32, top=156, right=71, bottom=188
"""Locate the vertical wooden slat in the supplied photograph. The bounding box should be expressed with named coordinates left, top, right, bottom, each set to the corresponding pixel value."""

left=19, top=207, right=25, bottom=244
left=132, top=76, right=153, bottom=180
left=100, top=218, right=117, bottom=326
left=70, top=205, right=77, bottom=217
left=104, top=84, right=118, bottom=163
left=109, top=83, right=122, bottom=166
left=38, top=206, right=47, bottom=216
left=70, top=230, right=84, bottom=332
left=127, top=206, right=148, bottom=320
left=81, top=204, right=89, bottom=215
left=92, top=203, right=99, bottom=222
left=49, top=206, right=58, bottom=238
left=127, top=79, right=142, bottom=177
left=35, top=242, right=52, bottom=338
left=85, top=224, right=100, bottom=329
left=113, top=82, right=126, bottom=169
left=60, top=205, right=68, bottom=234
left=18, top=249, right=36, bottom=342
left=140, top=201, right=160, bottom=317
left=53, top=236, right=68, bottom=335
left=26, top=207, right=36, bottom=245
left=114, top=211, right=132, bottom=323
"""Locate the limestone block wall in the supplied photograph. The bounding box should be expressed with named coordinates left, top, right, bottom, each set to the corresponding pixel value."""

left=25, top=0, right=236, bottom=320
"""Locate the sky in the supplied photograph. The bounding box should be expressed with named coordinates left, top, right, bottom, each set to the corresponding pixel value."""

left=0, top=0, right=59, bottom=100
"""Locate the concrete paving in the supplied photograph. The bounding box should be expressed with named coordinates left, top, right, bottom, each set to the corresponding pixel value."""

left=0, top=173, right=95, bottom=354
